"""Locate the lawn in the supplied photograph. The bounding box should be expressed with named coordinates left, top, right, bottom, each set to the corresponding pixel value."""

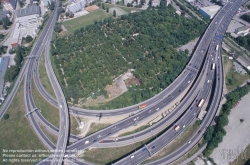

left=119, top=124, right=150, bottom=137
left=0, top=81, right=46, bottom=165
left=32, top=80, right=60, bottom=128
left=109, top=7, right=128, bottom=16
left=223, top=56, right=250, bottom=91
left=63, top=9, right=112, bottom=34
left=103, top=3, right=142, bottom=13
left=38, top=52, right=56, bottom=98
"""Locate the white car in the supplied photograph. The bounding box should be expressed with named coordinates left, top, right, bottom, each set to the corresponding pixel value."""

left=183, top=125, right=186, bottom=128
left=130, top=155, right=135, bottom=159
left=156, top=108, right=159, bottom=111
left=188, top=140, right=191, bottom=144
left=85, top=140, right=89, bottom=144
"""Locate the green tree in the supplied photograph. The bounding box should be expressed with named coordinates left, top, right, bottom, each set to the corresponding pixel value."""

left=102, top=3, right=105, bottom=10
left=106, top=7, right=109, bottom=13
left=0, top=34, right=4, bottom=40
left=3, top=114, right=9, bottom=120
left=54, top=23, right=62, bottom=33
left=4, top=66, right=20, bottom=82
left=113, top=10, right=116, bottom=17
left=24, top=35, right=33, bottom=43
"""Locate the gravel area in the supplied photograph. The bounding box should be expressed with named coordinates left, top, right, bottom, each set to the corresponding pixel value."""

left=210, top=91, right=250, bottom=165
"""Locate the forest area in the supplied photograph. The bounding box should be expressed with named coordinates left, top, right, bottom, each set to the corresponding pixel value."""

left=233, top=34, right=250, bottom=51
left=51, top=5, right=206, bottom=109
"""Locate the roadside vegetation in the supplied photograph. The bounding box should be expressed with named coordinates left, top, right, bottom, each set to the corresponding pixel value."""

left=86, top=123, right=111, bottom=136
left=240, top=13, right=250, bottom=23
left=202, top=84, right=250, bottom=156
left=39, top=52, right=56, bottom=98
left=233, top=34, right=250, bottom=52
left=119, top=124, right=150, bottom=137
left=51, top=5, right=206, bottom=109
left=0, top=81, right=46, bottom=164
left=223, top=56, right=250, bottom=91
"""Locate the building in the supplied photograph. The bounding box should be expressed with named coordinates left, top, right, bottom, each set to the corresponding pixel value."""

left=85, top=5, right=99, bottom=12
left=235, top=26, right=250, bottom=36
left=186, top=0, right=195, bottom=2
left=13, top=5, right=41, bottom=44
left=41, top=0, right=51, bottom=7
left=199, top=5, right=221, bottom=19
left=67, top=0, right=86, bottom=13
left=0, top=56, right=10, bottom=100
left=1, top=0, right=17, bottom=12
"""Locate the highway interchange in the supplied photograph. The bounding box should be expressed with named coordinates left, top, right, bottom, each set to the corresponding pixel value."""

left=0, top=0, right=248, bottom=164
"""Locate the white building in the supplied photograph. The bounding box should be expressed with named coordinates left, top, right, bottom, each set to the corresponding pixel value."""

left=151, top=0, right=160, bottom=7
left=67, top=0, right=86, bottom=13
left=186, top=0, right=195, bottom=2
left=199, top=5, right=221, bottom=19
left=13, top=5, right=41, bottom=44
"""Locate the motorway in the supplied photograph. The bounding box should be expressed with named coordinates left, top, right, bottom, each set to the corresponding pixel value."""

left=0, top=0, right=244, bottom=165
left=113, top=0, right=246, bottom=164
left=33, top=2, right=241, bottom=165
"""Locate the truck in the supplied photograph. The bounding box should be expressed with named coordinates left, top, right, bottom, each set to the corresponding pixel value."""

left=211, top=63, right=215, bottom=70
left=174, top=125, right=180, bottom=131
left=216, top=45, right=219, bottom=50
left=139, top=103, right=147, bottom=109
left=197, top=99, right=205, bottom=108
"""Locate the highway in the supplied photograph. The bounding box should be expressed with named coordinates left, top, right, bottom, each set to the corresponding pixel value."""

left=33, top=3, right=240, bottom=165
left=112, top=0, right=245, bottom=164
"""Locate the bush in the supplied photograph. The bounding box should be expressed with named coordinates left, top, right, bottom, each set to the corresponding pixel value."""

left=3, top=114, right=9, bottom=120
left=9, top=48, right=16, bottom=54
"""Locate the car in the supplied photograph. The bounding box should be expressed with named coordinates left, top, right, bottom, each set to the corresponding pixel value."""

left=198, top=130, right=201, bottom=133
left=183, top=125, right=186, bottom=128
left=188, top=140, right=191, bottom=144
left=151, top=146, right=156, bottom=150
left=114, top=138, right=118, bottom=141
left=93, top=140, right=97, bottom=142
left=108, top=133, right=111, bottom=135
left=156, top=108, right=159, bottom=111
left=142, top=148, right=147, bottom=152
left=130, top=155, right=135, bottom=159
left=85, top=140, right=89, bottom=144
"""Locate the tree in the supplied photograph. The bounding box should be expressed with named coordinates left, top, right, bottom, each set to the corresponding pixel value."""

left=0, top=34, right=4, bottom=40
left=106, top=7, right=109, bottom=13
left=3, top=114, right=9, bottom=120
left=2, top=17, right=10, bottom=26
left=24, top=35, right=33, bottom=43
left=65, top=12, right=70, bottom=17
left=102, top=3, right=105, bottom=10
left=4, top=65, right=20, bottom=82
left=3, top=24, right=7, bottom=30
left=113, top=10, right=116, bottom=17
left=54, top=23, right=62, bottom=33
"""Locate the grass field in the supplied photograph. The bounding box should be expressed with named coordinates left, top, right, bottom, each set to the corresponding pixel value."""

left=63, top=9, right=112, bottom=34
left=39, top=52, right=56, bottom=98
left=223, top=56, right=250, bottom=91
left=80, top=136, right=155, bottom=165
left=103, top=3, right=142, bottom=13
left=109, top=7, right=128, bottom=16
left=86, top=123, right=111, bottom=136
left=0, top=81, right=46, bottom=165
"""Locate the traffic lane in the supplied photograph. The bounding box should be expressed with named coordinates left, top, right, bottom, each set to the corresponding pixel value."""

left=67, top=71, right=195, bottom=151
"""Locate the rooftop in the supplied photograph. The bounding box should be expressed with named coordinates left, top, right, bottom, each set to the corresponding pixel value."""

left=16, top=5, right=41, bottom=18
left=0, top=56, right=10, bottom=94
left=235, top=26, right=250, bottom=33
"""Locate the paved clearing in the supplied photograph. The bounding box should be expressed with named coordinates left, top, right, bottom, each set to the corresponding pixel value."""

left=210, top=91, right=250, bottom=165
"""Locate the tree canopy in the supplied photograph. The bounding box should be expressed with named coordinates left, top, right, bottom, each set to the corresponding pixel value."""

left=51, top=6, right=206, bottom=108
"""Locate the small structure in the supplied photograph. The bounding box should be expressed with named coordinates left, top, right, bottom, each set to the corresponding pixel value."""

left=235, top=26, right=250, bottom=36
left=199, top=5, right=221, bottom=19
left=85, top=5, right=99, bottom=12
left=1, top=0, right=17, bottom=12
left=67, top=0, right=86, bottom=13
left=0, top=56, right=10, bottom=100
